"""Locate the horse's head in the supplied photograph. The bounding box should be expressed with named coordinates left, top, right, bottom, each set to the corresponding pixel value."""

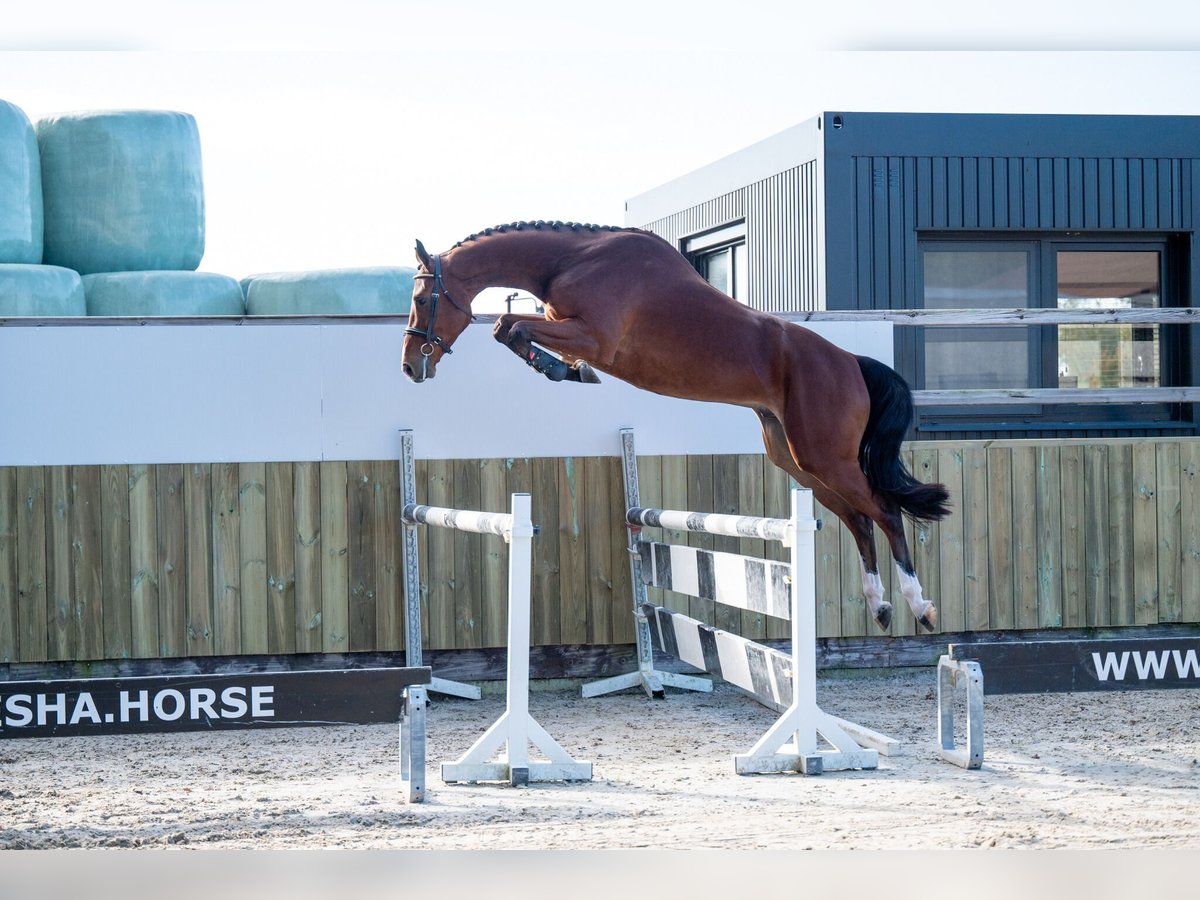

left=402, top=239, right=474, bottom=382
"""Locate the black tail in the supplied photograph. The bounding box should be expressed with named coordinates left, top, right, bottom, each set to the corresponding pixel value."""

left=855, top=356, right=951, bottom=524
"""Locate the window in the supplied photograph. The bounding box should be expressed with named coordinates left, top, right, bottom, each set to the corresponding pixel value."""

left=1056, top=250, right=1160, bottom=390
left=685, top=222, right=748, bottom=304
left=915, top=237, right=1180, bottom=432
left=922, top=246, right=1035, bottom=391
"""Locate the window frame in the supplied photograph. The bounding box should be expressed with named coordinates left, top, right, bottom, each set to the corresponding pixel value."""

left=683, top=221, right=749, bottom=304
left=911, top=232, right=1182, bottom=433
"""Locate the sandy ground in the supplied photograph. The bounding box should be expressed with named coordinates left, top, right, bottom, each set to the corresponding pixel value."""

left=1, top=667, right=1198, bottom=851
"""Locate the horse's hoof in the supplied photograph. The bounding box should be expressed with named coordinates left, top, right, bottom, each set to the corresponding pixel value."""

left=873, top=602, right=893, bottom=632
left=918, top=605, right=939, bottom=632
left=571, top=362, right=602, bottom=384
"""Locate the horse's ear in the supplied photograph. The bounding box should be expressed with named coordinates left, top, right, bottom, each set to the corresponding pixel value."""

left=414, top=239, right=433, bottom=271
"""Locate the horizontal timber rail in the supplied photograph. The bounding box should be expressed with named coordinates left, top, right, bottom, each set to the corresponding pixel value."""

left=783, top=307, right=1199, bottom=409
left=626, top=507, right=802, bottom=543
left=5, top=308, right=1194, bottom=328
left=913, top=386, right=1200, bottom=406
left=778, top=308, right=1200, bottom=326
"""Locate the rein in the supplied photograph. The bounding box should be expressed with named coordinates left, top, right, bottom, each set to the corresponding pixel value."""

left=406, top=255, right=474, bottom=377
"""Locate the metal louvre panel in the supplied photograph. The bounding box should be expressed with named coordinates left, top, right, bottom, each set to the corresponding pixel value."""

left=640, top=162, right=821, bottom=313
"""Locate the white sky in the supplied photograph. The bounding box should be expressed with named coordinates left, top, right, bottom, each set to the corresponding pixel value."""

left=3, top=3, right=1200, bottom=311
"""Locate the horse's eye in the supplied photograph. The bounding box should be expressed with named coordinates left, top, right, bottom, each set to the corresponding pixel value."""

left=416, top=297, right=426, bottom=306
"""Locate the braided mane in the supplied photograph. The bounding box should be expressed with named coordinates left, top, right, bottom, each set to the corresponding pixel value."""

left=452, top=220, right=648, bottom=249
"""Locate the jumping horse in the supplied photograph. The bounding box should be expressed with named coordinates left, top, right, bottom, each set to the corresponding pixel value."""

left=401, top=221, right=951, bottom=632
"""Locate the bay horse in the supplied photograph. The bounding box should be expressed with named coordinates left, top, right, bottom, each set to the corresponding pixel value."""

left=401, top=221, right=950, bottom=632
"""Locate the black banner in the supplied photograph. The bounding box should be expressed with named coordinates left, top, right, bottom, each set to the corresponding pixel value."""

left=948, top=638, right=1200, bottom=695
left=0, top=666, right=430, bottom=739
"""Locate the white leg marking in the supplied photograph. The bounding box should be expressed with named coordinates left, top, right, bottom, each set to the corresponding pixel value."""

left=896, top=565, right=933, bottom=620
left=859, top=560, right=888, bottom=619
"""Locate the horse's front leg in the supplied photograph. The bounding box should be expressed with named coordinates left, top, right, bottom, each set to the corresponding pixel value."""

left=492, top=313, right=542, bottom=344
left=494, top=314, right=604, bottom=384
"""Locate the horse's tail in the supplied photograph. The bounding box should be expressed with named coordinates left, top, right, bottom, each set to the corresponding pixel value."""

left=855, top=355, right=952, bottom=524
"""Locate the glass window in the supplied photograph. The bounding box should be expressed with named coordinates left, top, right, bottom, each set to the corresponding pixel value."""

left=701, top=246, right=732, bottom=296
left=922, top=249, right=1032, bottom=390
left=685, top=222, right=748, bottom=304
left=914, top=238, right=1177, bottom=434
left=1056, top=251, right=1160, bottom=389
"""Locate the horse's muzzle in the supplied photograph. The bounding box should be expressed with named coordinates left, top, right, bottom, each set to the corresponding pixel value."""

left=402, top=357, right=436, bottom=383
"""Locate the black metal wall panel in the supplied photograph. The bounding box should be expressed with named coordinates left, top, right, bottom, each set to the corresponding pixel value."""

left=641, top=161, right=822, bottom=312
left=835, top=152, right=1196, bottom=312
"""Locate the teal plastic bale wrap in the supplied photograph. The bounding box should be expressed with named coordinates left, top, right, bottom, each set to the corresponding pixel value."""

left=83, top=271, right=245, bottom=316
left=37, top=110, right=205, bottom=275
left=0, top=264, right=86, bottom=316
left=245, top=267, right=415, bottom=315
left=0, top=99, right=43, bottom=264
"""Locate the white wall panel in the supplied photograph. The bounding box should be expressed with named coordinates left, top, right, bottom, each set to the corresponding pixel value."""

left=0, top=319, right=891, bottom=465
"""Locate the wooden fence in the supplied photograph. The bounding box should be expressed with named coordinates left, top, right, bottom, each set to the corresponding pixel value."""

left=1, top=436, right=1197, bottom=665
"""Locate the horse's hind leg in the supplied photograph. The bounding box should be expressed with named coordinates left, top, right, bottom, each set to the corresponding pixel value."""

left=877, top=499, right=938, bottom=631
left=767, top=395, right=939, bottom=633
left=818, top=463, right=938, bottom=632
left=755, top=410, right=894, bottom=631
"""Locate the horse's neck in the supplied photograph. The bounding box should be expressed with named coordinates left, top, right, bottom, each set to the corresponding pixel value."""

left=450, top=233, right=567, bottom=301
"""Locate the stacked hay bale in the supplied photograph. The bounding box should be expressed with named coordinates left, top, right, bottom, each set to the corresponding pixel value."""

left=3, top=100, right=415, bottom=318
left=36, top=109, right=244, bottom=316
left=243, top=267, right=415, bottom=315
left=0, top=99, right=85, bottom=315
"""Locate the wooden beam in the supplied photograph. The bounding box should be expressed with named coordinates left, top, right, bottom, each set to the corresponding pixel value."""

left=913, top=387, right=1200, bottom=406
left=779, top=308, right=1200, bottom=326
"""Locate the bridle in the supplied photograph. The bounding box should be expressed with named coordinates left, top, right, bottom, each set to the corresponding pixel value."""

left=405, top=254, right=473, bottom=376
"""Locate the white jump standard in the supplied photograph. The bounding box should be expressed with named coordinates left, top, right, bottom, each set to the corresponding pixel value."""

left=599, top=428, right=899, bottom=775
left=398, top=440, right=591, bottom=786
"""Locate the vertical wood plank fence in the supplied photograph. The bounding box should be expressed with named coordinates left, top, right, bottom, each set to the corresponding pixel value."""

left=0, top=437, right=1197, bottom=665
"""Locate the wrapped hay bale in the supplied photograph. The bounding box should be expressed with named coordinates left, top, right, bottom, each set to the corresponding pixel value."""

left=245, top=267, right=415, bottom=315
left=83, top=271, right=244, bottom=316
left=0, top=264, right=85, bottom=316
left=38, top=110, right=205, bottom=275
left=0, top=99, right=43, bottom=264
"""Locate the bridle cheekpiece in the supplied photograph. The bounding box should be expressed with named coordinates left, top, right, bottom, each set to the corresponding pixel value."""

left=406, top=254, right=475, bottom=376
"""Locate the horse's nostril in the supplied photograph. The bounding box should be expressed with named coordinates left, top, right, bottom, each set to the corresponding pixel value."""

left=402, top=363, right=413, bottom=378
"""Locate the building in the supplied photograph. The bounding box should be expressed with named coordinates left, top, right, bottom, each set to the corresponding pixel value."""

left=626, top=112, right=1200, bottom=440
